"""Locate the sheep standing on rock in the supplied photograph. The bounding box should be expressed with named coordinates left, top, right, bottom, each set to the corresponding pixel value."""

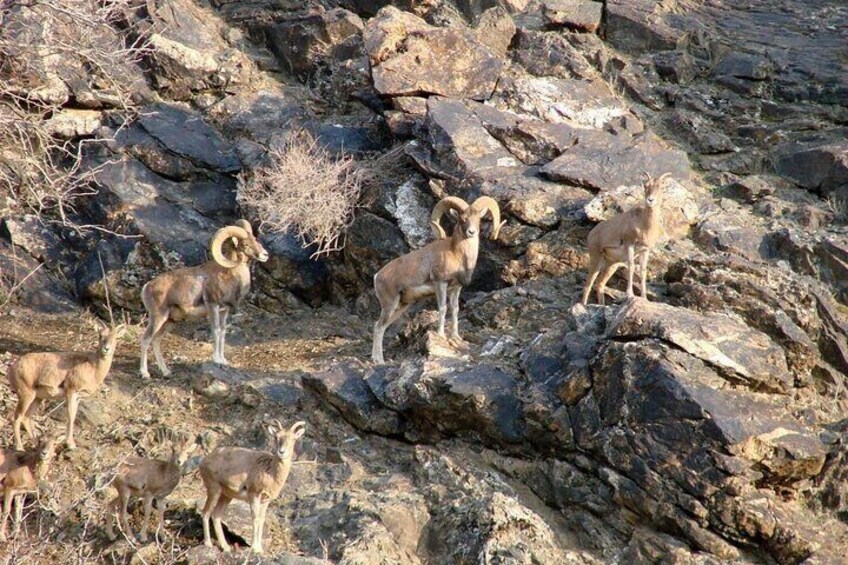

left=582, top=172, right=672, bottom=305
left=372, top=196, right=504, bottom=364
left=139, top=219, right=269, bottom=378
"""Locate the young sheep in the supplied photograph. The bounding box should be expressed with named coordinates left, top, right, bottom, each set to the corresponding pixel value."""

left=0, top=432, right=61, bottom=541
left=105, top=435, right=197, bottom=542
left=8, top=321, right=126, bottom=450
left=371, top=196, right=504, bottom=364
left=139, top=219, right=269, bottom=378
left=199, top=420, right=306, bottom=554
left=581, top=172, right=672, bottom=305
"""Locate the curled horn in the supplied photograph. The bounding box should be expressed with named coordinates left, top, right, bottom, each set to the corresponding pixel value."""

left=234, top=218, right=254, bottom=235
left=289, top=421, right=307, bottom=438
left=210, top=223, right=250, bottom=268
left=470, top=196, right=504, bottom=240
left=430, top=197, right=469, bottom=240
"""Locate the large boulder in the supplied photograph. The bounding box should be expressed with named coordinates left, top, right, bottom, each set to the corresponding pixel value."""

left=363, top=6, right=508, bottom=100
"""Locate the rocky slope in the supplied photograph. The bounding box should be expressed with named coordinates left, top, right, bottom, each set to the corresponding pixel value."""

left=2, top=0, right=848, bottom=563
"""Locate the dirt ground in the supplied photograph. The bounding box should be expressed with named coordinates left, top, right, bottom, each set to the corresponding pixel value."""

left=0, top=300, right=587, bottom=565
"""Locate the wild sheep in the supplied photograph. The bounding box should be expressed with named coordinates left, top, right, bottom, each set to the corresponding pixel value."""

left=139, top=219, right=269, bottom=378
left=8, top=321, right=126, bottom=450
left=0, top=432, right=61, bottom=541
left=105, top=434, right=197, bottom=542
left=581, top=172, right=672, bottom=305
left=371, top=196, right=503, bottom=364
left=198, top=420, right=306, bottom=554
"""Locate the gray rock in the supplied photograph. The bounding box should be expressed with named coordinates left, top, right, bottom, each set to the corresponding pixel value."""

left=540, top=130, right=691, bottom=190
left=541, top=0, right=603, bottom=33
left=364, top=7, right=505, bottom=100
left=302, top=362, right=404, bottom=436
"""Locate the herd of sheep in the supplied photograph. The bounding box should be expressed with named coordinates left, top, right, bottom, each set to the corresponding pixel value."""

left=0, top=172, right=673, bottom=553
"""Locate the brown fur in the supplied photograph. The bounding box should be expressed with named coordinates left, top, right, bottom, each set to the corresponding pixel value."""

left=582, top=173, right=671, bottom=305
left=8, top=323, right=125, bottom=450
left=372, top=196, right=503, bottom=364
left=198, top=421, right=305, bottom=554
left=139, top=220, right=269, bottom=378
left=105, top=437, right=196, bottom=542
left=0, top=434, right=60, bottom=541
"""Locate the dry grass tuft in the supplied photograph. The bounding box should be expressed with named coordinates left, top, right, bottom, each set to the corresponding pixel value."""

left=237, top=130, right=363, bottom=258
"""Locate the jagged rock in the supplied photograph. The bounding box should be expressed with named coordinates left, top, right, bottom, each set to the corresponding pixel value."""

left=342, top=211, right=409, bottom=283
left=541, top=130, right=692, bottom=190
left=363, top=6, right=506, bottom=100
left=211, top=88, right=310, bottom=146
left=255, top=232, right=331, bottom=307
left=0, top=241, right=77, bottom=313
left=136, top=103, right=241, bottom=174
left=603, top=0, right=682, bottom=55
left=512, top=29, right=600, bottom=80
left=266, top=8, right=364, bottom=76
left=609, top=298, right=793, bottom=393
left=772, top=140, right=848, bottom=195
left=493, top=75, right=629, bottom=129
left=141, top=0, right=252, bottom=99
left=472, top=7, right=516, bottom=57
left=43, top=110, right=102, bottom=139
left=302, top=362, right=404, bottom=436
left=369, top=358, right=526, bottom=446
left=0, top=216, right=66, bottom=264
left=292, top=478, right=429, bottom=564
left=723, top=174, right=777, bottom=203
left=541, top=0, right=603, bottom=33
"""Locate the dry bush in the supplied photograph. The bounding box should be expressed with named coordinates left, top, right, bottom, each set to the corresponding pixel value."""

left=237, top=130, right=363, bottom=257
left=0, top=0, right=150, bottom=229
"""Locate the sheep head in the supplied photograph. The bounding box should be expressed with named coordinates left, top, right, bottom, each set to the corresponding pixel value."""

left=210, top=219, right=270, bottom=268
left=263, top=420, right=307, bottom=461
left=642, top=172, right=672, bottom=209
left=430, top=196, right=504, bottom=241
left=96, top=320, right=126, bottom=357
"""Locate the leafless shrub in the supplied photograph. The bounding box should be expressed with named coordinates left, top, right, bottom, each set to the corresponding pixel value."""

left=0, top=0, right=151, bottom=230
left=237, top=130, right=363, bottom=257
left=826, top=192, right=848, bottom=224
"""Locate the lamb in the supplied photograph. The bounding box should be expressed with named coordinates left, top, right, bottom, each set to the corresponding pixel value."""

left=198, top=420, right=306, bottom=554
left=139, top=219, right=269, bottom=378
left=105, top=434, right=197, bottom=542
left=581, top=172, right=672, bottom=305
left=8, top=321, right=126, bottom=450
left=371, top=196, right=504, bottom=364
left=0, top=432, right=61, bottom=541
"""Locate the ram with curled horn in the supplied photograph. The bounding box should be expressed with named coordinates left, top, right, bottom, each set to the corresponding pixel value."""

left=139, top=219, right=269, bottom=378
left=372, top=195, right=504, bottom=364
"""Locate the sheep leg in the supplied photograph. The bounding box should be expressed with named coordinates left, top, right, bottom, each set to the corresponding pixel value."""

left=13, top=389, right=37, bottom=450
left=13, top=494, right=22, bottom=536
left=639, top=249, right=651, bottom=300
left=66, top=392, right=80, bottom=450
left=372, top=294, right=400, bottom=364
left=447, top=286, right=462, bottom=340
left=626, top=244, right=636, bottom=298
left=105, top=496, right=120, bottom=540
left=212, top=495, right=232, bottom=553
left=254, top=500, right=270, bottom=554
left=209, top=305, right=225, bottom=365
left=119, top=488, right=134, bottom=540
left=201, top=486, right=220, bottom=548
left=435, top=282, right=448, bottom=338
left=0, top=490, right=13, bottom=541
left=155, top=498, right=166, bottom=539
left=141, top=314, right=170, bottom=378
left=217, top=307, right=230, bottom=365
left=582, top=254, right=604, bottom=305
left=250, top=496, right=264, bottom=553
left=595, top=263, right=621, bottom=306
left=138, top=492, right=153, bottom=542
left=151, top=321, right=172, bottom=378
left=22, top=397, right=42, bottom=445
